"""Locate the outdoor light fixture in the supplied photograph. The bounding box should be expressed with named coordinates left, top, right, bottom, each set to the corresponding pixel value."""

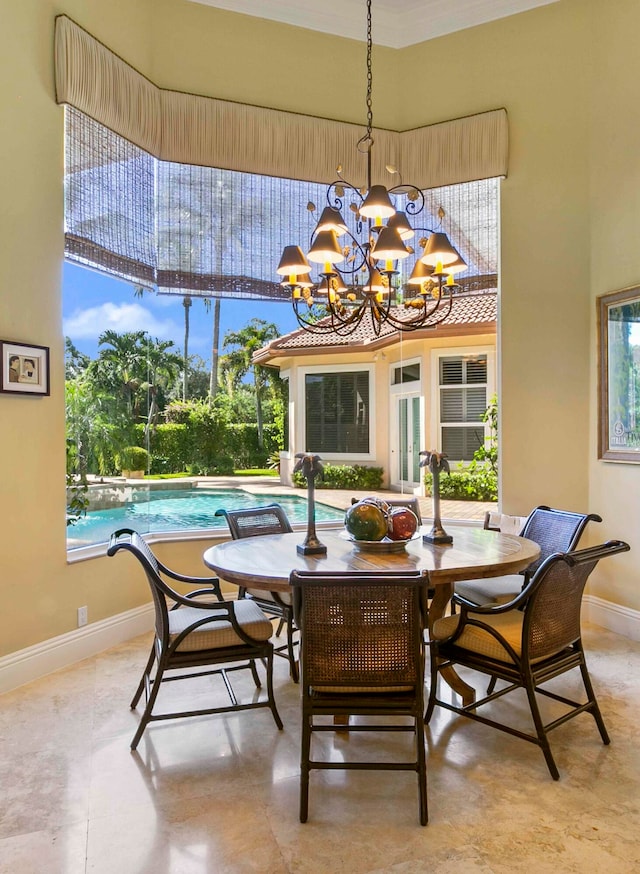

left=276, top=0, right=467, bottom=336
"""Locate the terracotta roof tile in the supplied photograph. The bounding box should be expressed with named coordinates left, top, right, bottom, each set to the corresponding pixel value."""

left=255, top=290, right=496, bottom=361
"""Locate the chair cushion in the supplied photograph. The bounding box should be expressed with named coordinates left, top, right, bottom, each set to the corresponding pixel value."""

left=432, top=611, right=525, bottom=662
left=454, top=574, right=523, bottom=607
left=246, top=588, right=292, bottom=606
left=168, top=599, right=273, bottom=651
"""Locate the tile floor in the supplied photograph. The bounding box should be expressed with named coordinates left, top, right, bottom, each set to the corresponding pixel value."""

left=1, top=624, right=639, bottom=873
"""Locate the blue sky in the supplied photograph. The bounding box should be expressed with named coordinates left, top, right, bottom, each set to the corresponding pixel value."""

left=62, top=262, right=300, bottom=363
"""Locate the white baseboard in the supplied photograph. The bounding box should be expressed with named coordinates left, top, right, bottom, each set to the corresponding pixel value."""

left=0, top=603, right=154, bottom=695
left=1, top=595, right=637, bottom=696
left=583, top=595, right=640, bottom=642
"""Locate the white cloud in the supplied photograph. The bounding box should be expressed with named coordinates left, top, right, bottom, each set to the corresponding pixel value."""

left=64, top=302, right=179, bottom=340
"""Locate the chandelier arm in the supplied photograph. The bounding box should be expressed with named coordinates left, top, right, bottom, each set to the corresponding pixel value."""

left=334, top=228, right=369, bottom=276
left=323, top=306, right=367, bottom=337
left=292, top=299, right=352, bottom=334
left=388, top=185, right=425, bottom=217
left=327, top=179, right=366, bottom=211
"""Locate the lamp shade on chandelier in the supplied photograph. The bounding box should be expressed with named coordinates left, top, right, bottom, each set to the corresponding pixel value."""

left=276, top=0, right=467, bottom=336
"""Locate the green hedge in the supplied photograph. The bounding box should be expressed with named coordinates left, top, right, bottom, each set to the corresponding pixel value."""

left=294, top=463, right=384, bottom=490
left=424, top=468, right=497, bottom=501
left=133, top=420, right=283, bottom=475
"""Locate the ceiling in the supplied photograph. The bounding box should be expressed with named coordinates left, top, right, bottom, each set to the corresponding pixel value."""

left=188, top=0, right=559, bottom=49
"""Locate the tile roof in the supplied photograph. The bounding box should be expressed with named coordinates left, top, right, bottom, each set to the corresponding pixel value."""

left=255, top=290, right=497, bottom=362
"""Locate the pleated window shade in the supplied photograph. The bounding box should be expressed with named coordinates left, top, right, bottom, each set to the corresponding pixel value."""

left=64, top=108, right=498, bottom=300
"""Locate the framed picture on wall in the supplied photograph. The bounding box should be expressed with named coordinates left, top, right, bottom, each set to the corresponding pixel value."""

left=0, top=341, right=50, bottom=396
left=598, top=285, right=640, bottom=461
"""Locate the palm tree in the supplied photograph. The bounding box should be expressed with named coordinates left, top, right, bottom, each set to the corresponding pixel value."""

left=95, top=329, right=148, bottom=422
left=220, top=318, right=279, bottom=449
left=182, top=295, right=192, bottom=400
left=142, top=337, right=183, bottom=438
left=211, top=297, right=221, bottom=400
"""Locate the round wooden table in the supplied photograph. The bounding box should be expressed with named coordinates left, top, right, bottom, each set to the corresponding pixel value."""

left=203, top=527, right=540, bottom=705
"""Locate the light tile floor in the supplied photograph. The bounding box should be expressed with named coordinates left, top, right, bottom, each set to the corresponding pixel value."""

left=1, top=624, right=639, bottom=873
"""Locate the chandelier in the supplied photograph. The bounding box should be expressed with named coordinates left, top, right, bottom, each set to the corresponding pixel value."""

left=276, top=0, right=467, bottom=337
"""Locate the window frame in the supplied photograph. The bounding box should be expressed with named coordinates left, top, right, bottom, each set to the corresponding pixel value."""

left=430, top=346, right=495, bottom=464
left=298, top=363, right=376, bottom=461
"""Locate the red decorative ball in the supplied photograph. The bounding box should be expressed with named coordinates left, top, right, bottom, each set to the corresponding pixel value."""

left=387, top=507, right=419, bottom=541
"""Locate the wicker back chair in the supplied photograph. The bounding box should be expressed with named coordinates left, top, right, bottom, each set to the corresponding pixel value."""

left=107, top=528, right=282, bottom=750
left=454, top=505, right=602, bottom=608
left=214, top=503, right=299, bottom=681
left=291, top=570, right=430, bottom=826
left=428, top=539, right=630, bottom=779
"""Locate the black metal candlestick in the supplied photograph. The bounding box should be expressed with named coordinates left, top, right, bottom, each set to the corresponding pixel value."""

left=419, top=450, right=453, bottom=544
left=293, top=453, right=327, bottom=555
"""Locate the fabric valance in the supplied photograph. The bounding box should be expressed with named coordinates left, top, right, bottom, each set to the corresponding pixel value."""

left=55, top=15, right=508, bottom=189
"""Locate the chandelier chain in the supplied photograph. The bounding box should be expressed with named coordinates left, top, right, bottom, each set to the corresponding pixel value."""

left=365, top=0, right=373, bottom=142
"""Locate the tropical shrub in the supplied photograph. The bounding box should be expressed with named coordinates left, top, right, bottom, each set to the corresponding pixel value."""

left=293, top=463, right=384, bottom=490
left=424, top=469, right=497, bottom=501
left=424, top=395, right=499, bottom=501
left=118, top=446, right=149, bottom=472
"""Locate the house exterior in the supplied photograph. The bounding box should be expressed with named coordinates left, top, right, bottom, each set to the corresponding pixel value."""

left=255, top=291, right=497, bottom=492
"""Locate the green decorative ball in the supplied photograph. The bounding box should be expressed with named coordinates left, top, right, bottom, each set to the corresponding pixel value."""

left=345, top=501, right=388, bottom=541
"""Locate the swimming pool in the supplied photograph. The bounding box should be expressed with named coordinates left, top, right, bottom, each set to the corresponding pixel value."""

left=67, top=487, right=342, bottom=549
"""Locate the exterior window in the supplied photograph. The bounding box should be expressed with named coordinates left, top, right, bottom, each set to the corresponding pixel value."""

left=439, top=355, right=487, bottom=460
left=305, top=371, right=369, bottom=453
left=392, top=362, right=420, bottom=385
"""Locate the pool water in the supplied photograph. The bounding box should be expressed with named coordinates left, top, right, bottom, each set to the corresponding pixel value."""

left=67, top=488, right=342, bottom=549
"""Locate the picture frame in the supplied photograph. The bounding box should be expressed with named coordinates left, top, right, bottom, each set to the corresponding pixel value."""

left=0, top=341, right=50, bottom=396
left=597, top=285, right=640, bottom=462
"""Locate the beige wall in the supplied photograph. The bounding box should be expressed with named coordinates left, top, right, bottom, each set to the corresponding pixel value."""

left=588, top=0, right=640, bottom=608
left=1, top=0, right=639, bottom=661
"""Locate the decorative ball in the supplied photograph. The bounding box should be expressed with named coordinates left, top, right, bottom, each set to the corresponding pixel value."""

left=345, top=501, right=388, bottom=541
left=387, top=507, right=419, bottom=541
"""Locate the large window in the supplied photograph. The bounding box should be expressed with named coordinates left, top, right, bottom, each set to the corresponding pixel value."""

left=305, top=371, right=370, bottom=454
left=439, top=354, right=488, bottom=461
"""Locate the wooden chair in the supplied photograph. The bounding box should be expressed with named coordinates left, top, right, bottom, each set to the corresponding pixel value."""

left=107, top=528, right=283, bottom=750
left=291, top=569, right=430, bottom=825
left=214, top=503, right=299, bottom=682
left=453, top=505, right=602, bottom=608
left=427, top=540, right=630, bottom=779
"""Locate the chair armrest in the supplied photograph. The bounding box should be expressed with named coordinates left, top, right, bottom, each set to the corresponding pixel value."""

left=454, top=584, right=531, bottom=616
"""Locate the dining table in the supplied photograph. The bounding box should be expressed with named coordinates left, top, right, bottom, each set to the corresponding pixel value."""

left=203, top=526, right=540, bottom=706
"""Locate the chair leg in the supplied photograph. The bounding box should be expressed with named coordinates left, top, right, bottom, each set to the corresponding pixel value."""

left=131, top=643, right=156, bottom=709
left=131, top=656, right=166, bottom=751
left=275, top=617, right=285, bottom=637
left=250, top=659, right=262, bottom=689
left=523, top=672, right=560, bottom=780
left=415, top=711, right=428, bottom=826
left=265, top=650, right=283, bottom=730
left=424, top=647, right=439, bottom=723
left=579, top=658, right=610, bottom=745
left=286, top=614, right=299, bottom=683
left=486, top=675, right=498, bottom=695
left=300, top=711, right=311, bottom=823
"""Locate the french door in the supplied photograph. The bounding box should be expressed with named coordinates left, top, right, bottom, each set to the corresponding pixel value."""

left=392, top=394, right=422, bottom=489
